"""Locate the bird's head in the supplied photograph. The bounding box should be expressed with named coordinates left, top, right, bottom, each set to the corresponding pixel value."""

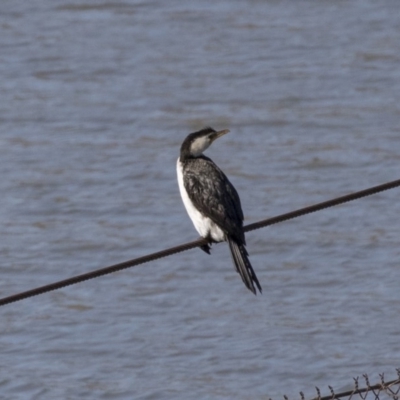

left=180, top=127, right=230, bottom=159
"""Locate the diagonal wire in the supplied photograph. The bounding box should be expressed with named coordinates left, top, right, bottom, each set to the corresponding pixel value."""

left=0, top=178, right=400, bottom=307
left=245, top=178, right=400, bottom=233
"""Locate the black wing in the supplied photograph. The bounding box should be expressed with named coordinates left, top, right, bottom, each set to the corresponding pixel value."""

left=183, top=156, right=245, bottom=243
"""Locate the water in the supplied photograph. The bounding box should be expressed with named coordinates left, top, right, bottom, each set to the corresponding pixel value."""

left=0, top=0, right=399, bottom=398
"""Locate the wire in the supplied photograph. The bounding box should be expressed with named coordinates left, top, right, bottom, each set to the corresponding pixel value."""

left=306, top=371, right=400, bottom=400
left=0, top=178, right=399, bottom=307
left=245, top=178, right=400, bottom=232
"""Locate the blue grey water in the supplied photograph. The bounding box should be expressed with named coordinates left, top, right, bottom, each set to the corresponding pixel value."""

left=0, top=0, right=399, bottom=398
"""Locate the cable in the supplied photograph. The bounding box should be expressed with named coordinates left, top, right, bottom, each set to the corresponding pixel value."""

left=246, top=178, right=400, bottom=232
left=0, top=178, right=399, bottom=307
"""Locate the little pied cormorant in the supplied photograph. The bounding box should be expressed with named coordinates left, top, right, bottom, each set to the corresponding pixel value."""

left=177, top=127, right=262, bottom=295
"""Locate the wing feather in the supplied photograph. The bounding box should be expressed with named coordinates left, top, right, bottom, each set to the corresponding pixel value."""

left=183, top=156, right=245, bottom=243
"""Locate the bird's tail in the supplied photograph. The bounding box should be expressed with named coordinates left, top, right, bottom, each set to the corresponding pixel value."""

left=227, top=237, right=262, bottom=295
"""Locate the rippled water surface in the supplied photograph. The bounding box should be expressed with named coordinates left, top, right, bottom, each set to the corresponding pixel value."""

left=1, top=1, right=400, bottom=399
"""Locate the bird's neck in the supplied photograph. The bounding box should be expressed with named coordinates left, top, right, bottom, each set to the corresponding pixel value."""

left=180, top=151, right=202, bottom=162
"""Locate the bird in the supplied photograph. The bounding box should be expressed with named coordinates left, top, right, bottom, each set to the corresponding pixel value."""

left=177, top=127, right=262, bottom=295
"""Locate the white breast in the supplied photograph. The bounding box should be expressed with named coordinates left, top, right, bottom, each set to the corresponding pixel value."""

left=177, top=158, right=225, bottom=242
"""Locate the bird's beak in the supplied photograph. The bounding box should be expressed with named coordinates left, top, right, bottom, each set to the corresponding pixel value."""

left=209, top=129, right=230, bottom=143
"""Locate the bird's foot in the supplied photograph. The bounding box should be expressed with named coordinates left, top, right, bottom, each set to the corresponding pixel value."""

left=200, top=241, right=212, bottom=255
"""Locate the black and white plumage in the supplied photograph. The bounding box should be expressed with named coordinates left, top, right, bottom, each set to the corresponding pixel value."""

left=177, top=127, right=262, bottom=295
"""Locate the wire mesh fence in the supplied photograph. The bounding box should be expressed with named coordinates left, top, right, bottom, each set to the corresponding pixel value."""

left=278, top=370, right=400, bottom=400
